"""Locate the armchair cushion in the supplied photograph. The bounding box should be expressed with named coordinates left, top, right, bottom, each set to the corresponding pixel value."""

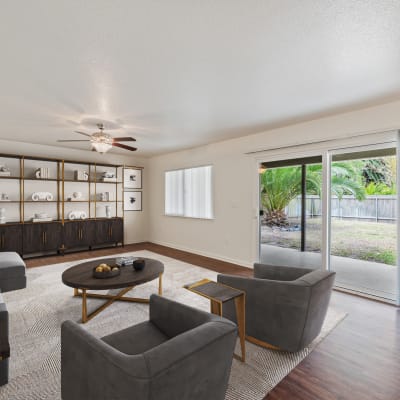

left=102, top=321, right=169, bottom=355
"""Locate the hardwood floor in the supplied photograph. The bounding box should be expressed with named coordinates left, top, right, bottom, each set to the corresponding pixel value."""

left=25, top=243, right=400, bottom=400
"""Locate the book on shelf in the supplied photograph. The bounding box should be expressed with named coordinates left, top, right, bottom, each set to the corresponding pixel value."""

left=0, top=171, right=11, bottom=176
left=31, top=217, right=53, bottom=222
left=101, top=177, right=117, bottom=183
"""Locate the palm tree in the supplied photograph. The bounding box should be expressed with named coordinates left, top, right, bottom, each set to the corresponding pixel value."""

left=260, top=162, right=365, bottom=226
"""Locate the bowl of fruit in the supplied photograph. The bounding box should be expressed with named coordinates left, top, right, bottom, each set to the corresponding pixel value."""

left=93, top=263, right=120, bottom=279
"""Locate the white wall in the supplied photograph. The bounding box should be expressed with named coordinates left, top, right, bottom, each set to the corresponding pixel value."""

left=0, top=140, right=149, bottom=244
left=148, top=100, right=400, bottom=267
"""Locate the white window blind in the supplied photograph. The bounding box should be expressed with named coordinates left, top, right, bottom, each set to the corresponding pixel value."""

left=165, top=166, right=213, bottom=219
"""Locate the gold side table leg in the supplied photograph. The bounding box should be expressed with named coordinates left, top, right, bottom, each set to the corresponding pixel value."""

left=158, top=272, right=163, bottom=295
left=234, top=295, right=246, bottom=362
left=81, top=289, right=87, bottom=323
left=74, top=288, right=79, bottom=296
left=210, top=299, right=222, bottom=316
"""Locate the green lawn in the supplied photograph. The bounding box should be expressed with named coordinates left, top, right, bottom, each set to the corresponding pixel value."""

left=261, top=218, right=397, bottom=265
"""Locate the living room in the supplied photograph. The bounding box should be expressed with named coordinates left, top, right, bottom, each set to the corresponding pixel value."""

left=0, top=1, right=399, bottom=399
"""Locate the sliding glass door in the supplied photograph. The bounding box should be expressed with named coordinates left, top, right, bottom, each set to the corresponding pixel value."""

left=329, top=147, right=398, bottom=301
left=258, top=142, right=399, bottom=304
left=259, top=156, right=322, bottom=268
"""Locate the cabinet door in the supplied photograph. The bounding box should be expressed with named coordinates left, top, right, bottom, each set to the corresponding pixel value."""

left=0, top=224, right=23, bottom=254
left=42, top=223, right=62, bottom=251
left=23, top=224, right=45, bottom=254
left=94, top=220, right=111, bottom=244
left=63, top=221, right=82, bottom=249
left=110, top=218, right=123, bottom=244
left=64, top=220, right=94, bottom=249
left=80, top=220, right=95, bottom=247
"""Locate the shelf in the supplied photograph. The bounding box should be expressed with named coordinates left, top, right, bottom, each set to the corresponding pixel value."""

left=0, top=201, right=20, bottom=203
left=63, top=179, right=91, bottom=183
left=65, top=200, right=89, bottom=203
left=23, top=220, right=62, bottom=224
left=94, top=200, right=123, bottom=203
left=24, top=201, right=59, bottom=203
left=23, top=178, right=59, bottom=182
left=0, top=176, right=20, bottom=179
left=93, top=181, right=123, bottom=184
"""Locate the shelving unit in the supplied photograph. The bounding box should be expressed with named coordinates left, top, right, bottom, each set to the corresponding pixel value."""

left=0, top=153, right=127, bottom=257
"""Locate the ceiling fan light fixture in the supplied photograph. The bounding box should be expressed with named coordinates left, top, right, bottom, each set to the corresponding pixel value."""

left=91, top=131, right=113, bottom=153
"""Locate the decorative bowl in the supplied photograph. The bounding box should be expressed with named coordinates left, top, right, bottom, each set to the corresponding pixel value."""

left=93, top=264, right=120, bottom=279
left=133, top=258, right=146, bottom=271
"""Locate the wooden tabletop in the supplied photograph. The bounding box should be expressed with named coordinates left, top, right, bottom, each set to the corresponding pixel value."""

left=62, top=257, right=164, bottom=290
left=184, top=278, right=244, bottom=302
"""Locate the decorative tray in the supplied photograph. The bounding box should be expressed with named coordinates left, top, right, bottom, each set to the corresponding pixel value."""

left=93, top=264, right=121, bottom=279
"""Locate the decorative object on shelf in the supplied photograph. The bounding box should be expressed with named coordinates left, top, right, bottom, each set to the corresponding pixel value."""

left=133, top=258, right=146, bottom=271
left=101, top=171, right=117, bottom=183
left=68, top=210, right=87, bottom=220
left=31, top=192, right=53, bottom=201
left=31, top=213, right=52, bottom=222
left=57, top=123, right=137, bottom=153
left=0, top=207, right=5, bottom=224
left=99, top=191, right=113, bottom=201
left=124, top=191, right=142, bottom=211
left=35, top=167, right=51, bottom=179
left=0, top=193, right=10, bottom=201
left=72, top=192, right=83, bottom=200
left=124, top=167, right=142, bottom=189
left=0, top=164, right=11, bottom=177
left=74, top=170, right=89, bottom=181
left=105, top=205, right=112, bottom=218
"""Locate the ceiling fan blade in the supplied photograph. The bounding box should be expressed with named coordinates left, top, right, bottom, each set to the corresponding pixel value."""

left=112, top=142, right=137, bottom=151
left=57, top=140, right=91, bottom=142
left=112, top=137, right=136, bottom=142
left=74, top=130, right=92, bottom=137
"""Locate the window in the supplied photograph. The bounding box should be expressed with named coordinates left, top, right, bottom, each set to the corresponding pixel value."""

left=165, top=165, right=213, bottom=219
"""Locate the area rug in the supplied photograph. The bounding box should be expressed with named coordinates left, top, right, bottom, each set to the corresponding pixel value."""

left=0, top=250, right=346, bottom=400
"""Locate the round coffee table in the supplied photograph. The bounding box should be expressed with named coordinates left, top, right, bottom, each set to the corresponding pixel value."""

left=62, top=257, right=164, bottom=323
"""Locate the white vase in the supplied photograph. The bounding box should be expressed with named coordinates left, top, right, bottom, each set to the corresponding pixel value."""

left=105, top=205, right=112, bottom=218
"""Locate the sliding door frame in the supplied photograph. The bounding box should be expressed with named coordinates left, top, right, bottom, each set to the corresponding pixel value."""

left=255, top=130, right=400, bottom=305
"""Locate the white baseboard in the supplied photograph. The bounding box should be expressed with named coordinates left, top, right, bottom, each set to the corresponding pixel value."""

left=151, top=239, right=252, bottom=268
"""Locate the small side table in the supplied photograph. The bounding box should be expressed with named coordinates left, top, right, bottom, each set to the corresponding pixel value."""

left=184, top=278, right=246, bottom=362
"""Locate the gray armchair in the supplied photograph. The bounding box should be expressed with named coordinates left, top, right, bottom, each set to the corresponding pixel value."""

left=0, top=292, right=9, bottom=386
left=61, top=294, right=237, bottom=400
left=218, top=263, right=335, bottom=352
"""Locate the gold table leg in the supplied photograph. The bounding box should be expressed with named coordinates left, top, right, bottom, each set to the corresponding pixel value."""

left=234, top=294, right=246, bottom=362
left=158, top=272, right=163, bottom=295
left=74, top=277, right=164, bottom=324
left=82, top=289, right=87, bottom=323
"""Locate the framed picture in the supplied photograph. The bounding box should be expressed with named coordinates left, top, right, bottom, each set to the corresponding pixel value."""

left=124, top=168, right=142, bottom=189
left=124, top=191, right=142, bottom=211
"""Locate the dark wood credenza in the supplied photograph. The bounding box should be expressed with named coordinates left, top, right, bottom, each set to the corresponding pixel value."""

left=0, top=218, right=123, bottom=257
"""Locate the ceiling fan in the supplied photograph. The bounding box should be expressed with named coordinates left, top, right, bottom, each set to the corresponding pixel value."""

left=57, top=123, right=137, bottom=153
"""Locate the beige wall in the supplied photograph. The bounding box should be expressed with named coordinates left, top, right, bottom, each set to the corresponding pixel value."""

left=148, top=100, right=400, bottom=267
left=0, top=140, right=149, bottom=244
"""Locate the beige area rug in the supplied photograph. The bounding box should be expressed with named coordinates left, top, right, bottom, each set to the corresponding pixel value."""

left=0, top=250, right=346, bottom=400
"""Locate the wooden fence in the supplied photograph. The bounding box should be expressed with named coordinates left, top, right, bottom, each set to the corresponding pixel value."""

left=285, top=195, right=396, bottom=222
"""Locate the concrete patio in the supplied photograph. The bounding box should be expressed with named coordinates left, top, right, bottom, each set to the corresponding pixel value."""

left=260, top=244, right=398, bottom=301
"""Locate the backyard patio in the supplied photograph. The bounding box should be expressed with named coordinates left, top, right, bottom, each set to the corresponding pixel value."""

left=260, top=218, right=398, bottom=301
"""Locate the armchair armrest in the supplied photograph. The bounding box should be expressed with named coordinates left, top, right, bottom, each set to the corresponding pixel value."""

left=254, top=263, right=313, bottom=281
left=0, top=301, right=9, bottom=359
left=149, top=294, right=217, bottom=338
left=143, top=320, right=237, bottom=400
left=61, top=320, right=149, bottom=400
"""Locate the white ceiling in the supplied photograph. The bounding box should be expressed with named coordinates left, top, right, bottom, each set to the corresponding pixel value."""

left=0, top=1, right=399, bottom=157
